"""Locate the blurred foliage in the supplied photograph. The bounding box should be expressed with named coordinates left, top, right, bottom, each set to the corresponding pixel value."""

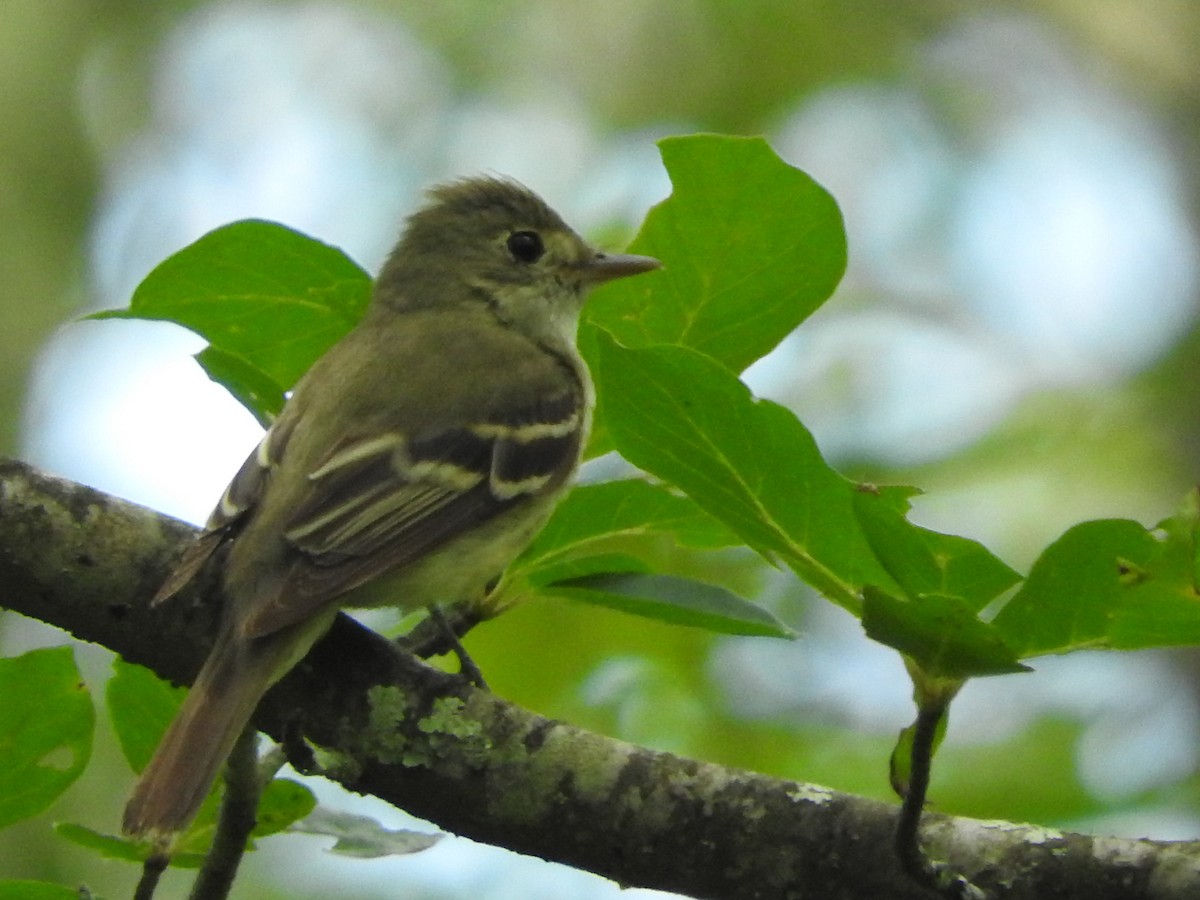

left=5, top=2, right=1200, bottom=898
left=394, top=0, right=950, bottom=130
left=4, top=134, right=1193, bottom=899
left=0, top=648, right=92, bottom=830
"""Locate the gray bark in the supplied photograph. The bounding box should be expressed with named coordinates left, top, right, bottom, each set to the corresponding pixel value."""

left=2, top=457, right=1198, bottom=899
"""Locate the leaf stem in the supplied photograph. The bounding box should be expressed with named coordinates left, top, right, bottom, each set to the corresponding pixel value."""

left=895, top=694, right=986, bottom=900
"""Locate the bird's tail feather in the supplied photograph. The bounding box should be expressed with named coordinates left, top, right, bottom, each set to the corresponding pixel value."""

left=122, top=634, right=276, bottom=840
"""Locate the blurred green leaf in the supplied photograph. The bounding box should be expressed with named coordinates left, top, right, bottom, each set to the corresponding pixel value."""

left=0, top=881, right=82, bottom=900
left=889, top=711, right=948, bottom=798
left=291, top=808, right=441, bottom=858
left=56, top=821, right=176, bottom=866
left=56, top=817, right=204, bottom=868
left=935, top=718, right=1097, bottom=823
left=107, top=658, right=185, bottom=774
left=863, top=587, right=1029, bottom=678
left=592, top=334, right=897, bottom=612
left=548, top=571, right=792, bottom=638
left=64, top=778, right=316, bottom=868
left=854, top=487, right=1021, bottom=611
left=0, top=647, right=92, bottom=829
left=584, top=133, right=846, bottom=373
left=92, top=219, right=371, bottom=423
left=253, top=778, right=318, bottom=837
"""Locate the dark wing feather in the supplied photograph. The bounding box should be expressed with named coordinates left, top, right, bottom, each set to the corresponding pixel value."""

left=151, top=528, right=229, bottom=605
left=286, top=434, right=499, bottom=566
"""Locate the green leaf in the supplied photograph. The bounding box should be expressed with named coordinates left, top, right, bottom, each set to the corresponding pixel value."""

left=548, top=571, right=793, bottom=638
left=0, top=881, right=81, bottom=900
left=291, top=808, right=441, bottom=858
left=853, top=487, right=1021, bottom=611
left=56, top=821, right=170, bottom=865
left=862, top=587, right=1030, bottom=678
left=524, top=552, right=652, bottom=587
left=584, top=134, right=846, bottom=373
left=107, top=658, right=185, bottom=774
left=61, top=806, right=207, bottom=869
left=62, top=780, right=315, bottom=868
left=0, top=647, right=93, bottom=829
left=534, top=480, right=739, bottom=555
left=92, top=219, right=371, bottom=422
left=56, top=818, right=203, bottom=868
left=991, top=519, right=1157, bottom=657
left=195, top=345, right=286, bottom=427
left=514, top=479, right=739, bottom=586
left=889, top=712, right=949, bottom=798
left=992, top=492, right=1200, bottom=655
left=253, top=778, right=318, bottom=837
left=592, top=334, right=898, bottom=612
left=496, top=479, right=757, bottom=627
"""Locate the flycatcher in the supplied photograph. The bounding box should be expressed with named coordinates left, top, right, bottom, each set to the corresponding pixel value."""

left=123, top=176, right=660, bottom=840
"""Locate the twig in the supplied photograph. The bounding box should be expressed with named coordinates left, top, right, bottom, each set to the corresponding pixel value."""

left=427, top=606, right=488, bottom=689
left=188, top=727, right=261, bottom=900
left=132, top=850, right=168, bottom=900
left=895, top=699, right=986, bottom=899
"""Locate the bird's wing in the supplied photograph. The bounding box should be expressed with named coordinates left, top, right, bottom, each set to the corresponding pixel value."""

left=238, top=383, right=584, bottom=637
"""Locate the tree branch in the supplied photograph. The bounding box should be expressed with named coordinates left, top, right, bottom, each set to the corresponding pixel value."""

left=2, top=456, right=1198, bottom=899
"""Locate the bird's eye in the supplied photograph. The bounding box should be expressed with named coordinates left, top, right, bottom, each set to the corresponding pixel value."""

left=506, top=230, right=545, bottom=263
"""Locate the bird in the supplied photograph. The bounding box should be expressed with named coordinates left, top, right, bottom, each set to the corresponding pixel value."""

left=122, top=176, right=661, bottom=841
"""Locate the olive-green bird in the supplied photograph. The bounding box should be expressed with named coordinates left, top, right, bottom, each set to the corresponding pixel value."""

left=123, top=177, right=660, bottom=840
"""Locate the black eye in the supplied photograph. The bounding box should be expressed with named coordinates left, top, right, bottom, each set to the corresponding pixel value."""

left=506, top=230, right=545, bottom=263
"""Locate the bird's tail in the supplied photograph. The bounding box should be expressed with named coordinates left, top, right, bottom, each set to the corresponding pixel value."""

left=122, top=632, right=277, bottom=841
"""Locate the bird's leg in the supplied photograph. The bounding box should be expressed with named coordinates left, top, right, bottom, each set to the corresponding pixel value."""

left=428, top=606, right=489, bottom=690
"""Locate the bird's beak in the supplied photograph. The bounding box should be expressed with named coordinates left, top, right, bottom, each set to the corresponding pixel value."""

left=577, top=251, right=662, bottom=284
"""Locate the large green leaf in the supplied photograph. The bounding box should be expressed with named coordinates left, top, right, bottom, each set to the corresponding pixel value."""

left=592, top=334, right=898, bottom=612
left=0, top=647, right=93, bottom=829
left=584, top=133, right=846, bottom=373
left=93, top=219, right=371, bottom=423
